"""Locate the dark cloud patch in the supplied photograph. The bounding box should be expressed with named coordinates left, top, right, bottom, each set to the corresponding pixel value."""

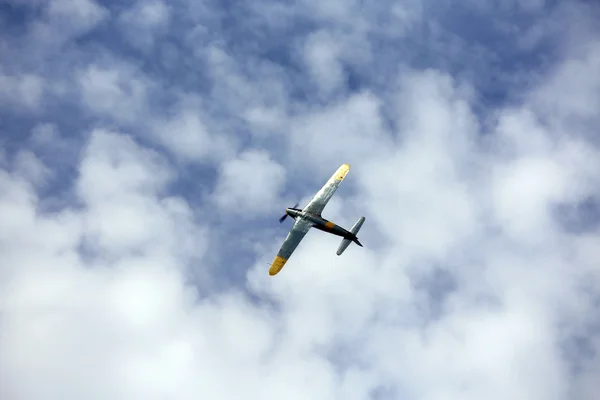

left=554, top=197, right=600, bottom=234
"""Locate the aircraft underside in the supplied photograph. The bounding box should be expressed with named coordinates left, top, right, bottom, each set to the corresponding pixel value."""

left=270, top=163, right=365, bottom=276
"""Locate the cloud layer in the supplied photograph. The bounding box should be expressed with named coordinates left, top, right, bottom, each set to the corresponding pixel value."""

left=1, top=0, right=599, bottom=399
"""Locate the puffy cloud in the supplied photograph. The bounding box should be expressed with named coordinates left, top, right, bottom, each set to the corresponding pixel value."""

left=118, top=0, right=171, bottom=51
left=76, top=129, right=206, bottom=260
left=532, top=41, right=600, bottom=127
left=289, top=91, right=393, bottom=173
left=151, top=104, right=238, bottom=163
left=1, top=0, right=600, bottom=400
left=303, top=30, right=346, bottom=97
left=27, top=0, right=108, bottom=51
left=212, top=149, right=286, bottom=216
left=0, top=73, right=44, bottom=110
left=77, top=61, right=152, bottom=124
left=12, top=150, right=52, bottom=186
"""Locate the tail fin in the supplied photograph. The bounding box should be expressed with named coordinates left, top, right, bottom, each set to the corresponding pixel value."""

left=336, top=217, right=365, bottom=255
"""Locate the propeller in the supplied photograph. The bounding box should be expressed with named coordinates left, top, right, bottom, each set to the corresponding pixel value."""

left=279, top=202, right=299, bottom=223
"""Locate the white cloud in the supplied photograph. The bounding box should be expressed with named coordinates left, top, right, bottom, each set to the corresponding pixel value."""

left=77, top=61, right=151, bottom=124
left=532, top=41, right=600, bottom=126
left=28, top=123, right=79, bottom=160
left=27, top=0, right=108, bottom=51
left=0, top=73, right=44, bottom=110
left=2, top=1, right=600, bottom=399
left=303, top=30, right=346, bottom=96
left=76, top=129, right=206, bottom=260
left=12, top=150, right=52, bottom=187
left=119, top=0, right=170, bottom=51
left=212, top=149, right=286, bottom=217
left=250, top=51, right=600, bottom=400
left=46, top=0, right=106, bottom=22
left=151, top=100, right=238, bottom=163
left=0, top=146, right=336, bottom=399
left=288, top=91, right=394, bottom=175
left=203, top=44, right=292, bottom=132
left=243, top=106, right=287, bottom=136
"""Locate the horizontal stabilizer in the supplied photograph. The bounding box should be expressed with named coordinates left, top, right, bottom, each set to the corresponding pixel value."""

left=336, top=238, right=352, bottom=255
left=350, top=216, right=365, bottom=235
left=336, top=216, right=365, bottom=255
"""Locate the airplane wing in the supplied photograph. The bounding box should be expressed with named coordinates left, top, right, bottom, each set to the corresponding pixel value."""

left=303, top=163, right=350, bottom=216
left=269, top=218, right=313, bottom=276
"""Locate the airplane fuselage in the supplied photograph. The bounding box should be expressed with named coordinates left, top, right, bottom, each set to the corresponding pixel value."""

left=269, top=163, right=364, bottom=276
left=285, top=208, right=354, bottom=239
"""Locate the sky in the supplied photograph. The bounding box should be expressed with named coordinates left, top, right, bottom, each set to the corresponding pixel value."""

left=1, top=0, right=600, bottom=399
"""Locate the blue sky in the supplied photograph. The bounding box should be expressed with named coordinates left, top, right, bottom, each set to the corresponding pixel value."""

left=1, top=0, right=600, bottom=399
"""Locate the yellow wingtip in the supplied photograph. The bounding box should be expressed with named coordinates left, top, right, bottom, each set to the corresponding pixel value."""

left=269, top=256, right=288, bottom=276
left=334, top=163, right=350, bottom=181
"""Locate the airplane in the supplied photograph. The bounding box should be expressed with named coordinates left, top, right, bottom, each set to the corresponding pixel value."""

left=269, top=163, right=365, bottom=276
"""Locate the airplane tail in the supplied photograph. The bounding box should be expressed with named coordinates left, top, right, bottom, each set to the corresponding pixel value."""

left=336, top=216, right=365, bottom=255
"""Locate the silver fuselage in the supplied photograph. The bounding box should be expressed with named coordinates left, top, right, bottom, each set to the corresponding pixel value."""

left=285, top=208, right=353, bottom=239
